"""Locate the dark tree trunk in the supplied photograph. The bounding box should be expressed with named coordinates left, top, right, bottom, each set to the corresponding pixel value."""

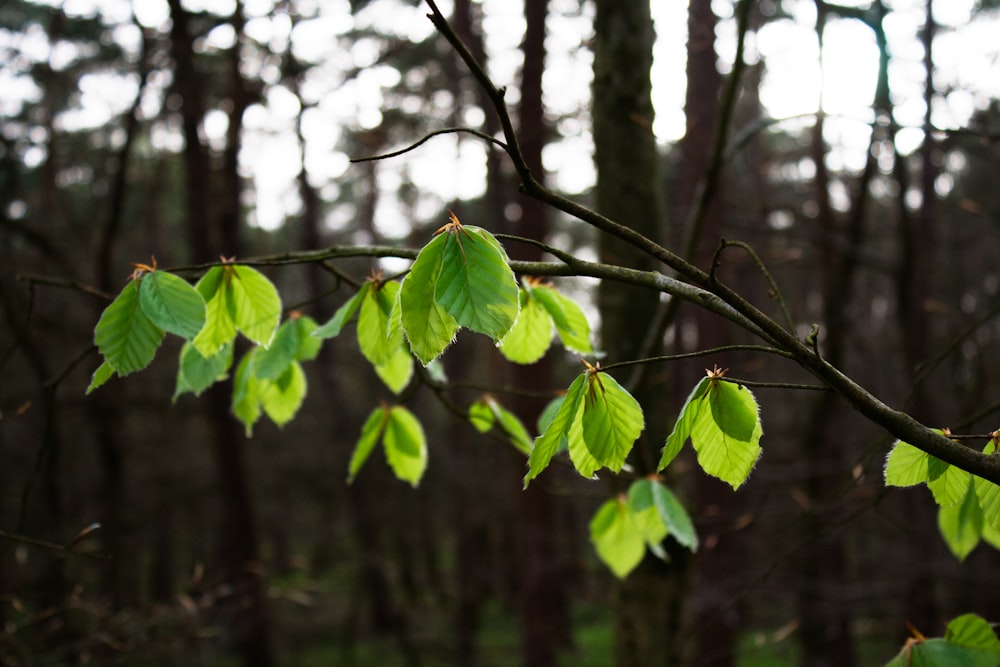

left=593, top=0, right=690, bottom=664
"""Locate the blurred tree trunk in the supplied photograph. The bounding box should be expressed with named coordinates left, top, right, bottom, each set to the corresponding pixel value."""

left=167, top=2, right=276, bottom=666
left=511, top=2, right=575, bottom=666
left=593, top=1, right=691, bottom=664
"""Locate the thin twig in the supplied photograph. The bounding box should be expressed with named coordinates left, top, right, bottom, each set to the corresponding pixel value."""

left=350, top=126, right=507, bottom=163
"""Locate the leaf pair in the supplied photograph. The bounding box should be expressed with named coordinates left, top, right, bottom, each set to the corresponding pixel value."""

left=589, top=479, right=697, bottom=579
left=468, top=395, right=533, bottom=454
left=314, top=279, right=412, bottom=394
left=658, top=370, right=762, bottom=489
left=885, top=436, right=1000, bottom=560
left=498, top=281, right=593, bottom=364
left=524, top=367, right=643, bottom=486
left=399, top=217, right=519, bottom=364
left=883, top=613, right=1000, bottom=667
left=91, top=270, right=207, bottom=390
left=350, top=405, right=427, bottom=487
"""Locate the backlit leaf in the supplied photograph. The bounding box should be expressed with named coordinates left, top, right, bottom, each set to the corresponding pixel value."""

left=232, top=349, right=262, bottom=436
left=349, top=407, right=388, bottom=483
left=945, top=613, right=1000, bottom=666
left=710, top=380, right=758, bottom=441
left=174, top=341, right=233, bottom=400
left=358, top=281, right=402, bottom=366
left=938, top=481, right=983, bottom=561
left=434, top=225, right=519, bottom=340
left=400, top=233, right=460, bottom=364
left=532, top=285, right=593, bottom=354
left=929, top=463, right=973, bottom=508
left=885, top=440, right=932, bottom=487
left=884, top=638, right=979, bottom=667
left=258, top=361, right=306, bottom=427
left=374, top=345, right=413, bottom=394
left=94, top=280, right=165, bottom=375
left=314, top=284, right=369, bottom=339
left=627, top=478, right=699, bottom=552
left=138, top=270, right=206, bottom=340
left=383, top=406, right=427, bottom=487
left=86, top=361, right=115, bottom=394
left=689, top=378, right=762, bottom=489
left=589, top=497, right=646, bottom=579
left=525, top=374, right=586, bottom=486
left=291, top=316, right=322, bottom=361
left=658, top=378, right=710, bottom=471
left=229, top=265, right=281, bottom=348
left=254, top=319, right=301, bottom=381
left=469, top=400, right=495, bottom=433
left=498, top=290, right=552, bottom=364
left=580, top=371, right=644, bottom=472
left=192, top=267, right=236, bottom=358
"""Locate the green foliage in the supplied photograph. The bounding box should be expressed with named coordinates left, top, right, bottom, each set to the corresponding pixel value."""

left=467, top=395, right=533, bottom=454
left=524, top=365, right=643, bottom=486
left=138, top=270, right=207, bottom=339
left=886, top=435, right=1000, bottom=559
left=589, top=496, right=647, bottom=579
left=173, top=341, right=233, bottom=400
left=350, top=405, right=428, bottom=487
left=498, top=280, right=593, bottom=363
left=628, top=478, right=698, bottom=552
left=883, top=614, right=1000, bottom=667
left=94, top=279, right=167, bottom=377
left=192, top=264, right=282, bottom=357
left=658, top=370, right=762, bottom=489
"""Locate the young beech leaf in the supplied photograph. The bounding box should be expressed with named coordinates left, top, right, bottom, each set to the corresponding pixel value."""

left=628, top=478, right=699, bottom=552
left=580, top=371, right=644, bottom=473
left=525, top=374, right=587, bottom=486
left=258, top=361, right=307, bottom=427
left=658, top=378, right=710, bottom=471
left=537, top=395, right=566, bottom=434
left=173, top=341, right=233, bottom=400
left=974, top=442, right=1000, bottom=532
left=383, top=406, right=427, bottom=487
left=232, top=349, right=262, bottom=436
left=400, top=233, right=460, bottom=364
left=229, top=265, right=281, bottom=348
left=86, top=360, right=115, bottom=394
left=314, top=283, right=370, bottom=339
left=589, top=497, right=646, bottom=579
left=434, top=225, right=519, bottom=340
left=469, top=396, right=533, bottom=455
left=291, top=316, right=322, bottom=361
left=254, top=319, right=302, bottom=381
left=193, top=266, right=237, bottom=358
left=349, top=408, right=389, bottom=483
left=374, top=345, right=413, bottom=395
left=358, top=281, right=402, bottom=366
left=709, top=380, right=758, bottom=441
left=928, top=463, right=973, bottom=508
left=690, top=382, right=763, bottom=489
left=945, top=613, right=1000, bottom=660
left=498, top=290, right=553, bottom=364
left=469, top=400, right=496, bottom=433
left=884, top=637, right=980, bottom=667
left=532, top=285, right=593, bottom=354
left=138, top=270, right=206, bottom=340
left=94, top=280, right=166, bottom=375
left=885, top=440, right=933, bottom=487
left=937, top=481, right=983, bottom=561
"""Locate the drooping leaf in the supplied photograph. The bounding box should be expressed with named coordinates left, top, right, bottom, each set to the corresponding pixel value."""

left=86, top=361, right=115, bottom=394
left=314, top=284, right=369, bottom=339
left=494, top=403, right=533, bottom=455
left=974, top=441, right=1000, bottom=532
left=498, top=290, right=553, bottom=364
left=884, top=638, right=979, bottom=667
left=383, top=406, right=427, bottom=487
left=658, top=378, right=710, bottom=471
left=258, top=361, right=306, bottom=427
left=532, top=285, right=593, bottom=354
left=928, top=463, right=973, bottom=508
left=580, top=371, right=644, bottom=473
left=232, top=349, right=262, bottom=436
left=291, top=316, right=322, bottom=361
left=537, top=395, right=565, bottom=434
left=434, top=225, right=519, bottom=340
left=589, top=497, right=646, bottom=579
left=525, top=374, right=586, bottom=486
left=399, top=233, right=460, bottom=364
left=374, top=345, right=413, bottom=394
left=229, top=265, right=281, bottom=348
left=94, top=280, right=165, bottom=375
left=138, top=270, right=206, bottom=340
left=469, top=400, right=495, bottom=433
left=358, top=281, right=402, bottom=366
left=193, top=266, right=236, bottom=358
left=254, top=319, right=301, bottom=381
left=885, top=440, right=932, bottom=487
left=938, top=481, right=983, bottom=561
left=628, top=479, right=699, bottom=552
left=349, top=407, right=388, bottom=483
left=945, top=613, right=1000, bottom=667
left=709, top=380, right=759, bottom=441
left=173, top=341, right=233, bottom=400
left=689, top=378, right=762, bottom=489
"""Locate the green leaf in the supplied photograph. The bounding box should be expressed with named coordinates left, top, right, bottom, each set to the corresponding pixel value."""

left=254, top=319, right=301, bottom=381
left=174, top=341, right=233, bottom=400
left=383, top=406, right=427, bottom=487
left=974, top=441, right=1000, bottom=533
left=709, top=380, right=759, bottom=441
left=400, top=233, right=460, bottom=364
left=258, top=361, right=306, bottom=427
left=689, top=378, right=762, bottom=489
left=525, top=374, right=586, bottom=486
left=469, top=400, right=495, bottom=433
left=658, top=378, right=710, bottom=471
left=138, top=270, right=206, bottom=340
left=628, top=479, right=699, bottom=552
left=192, top=267, right=236, bottom=358
left=86, top=361, right=115, bottom=394
left=94, top=280, right=165, bottom=375
left=589, top=497, right=646, bottom=579
left=434, top=225, right=519, bottom=340
left=929, top=463, right=973, bottom=508
left=884, top=638, right=979, bottom=667
left=232, top=349, right=262, bottom=436
left=580, top=371, right=644, bottom=472
left=532, top=285, right=593, bottom=354
left=374, top=345, right=413, bottom=394
left=349, top=407, right=388, bottom=483
left=230, top=265, right=282, bottom=348
left=938, top=481, right=983, bottom=561
left=314, top=284, right=369, bottom=339
left=537, top=395, right=565, bottom=434
left=885, top=440, right=932, bottom=487
left=946, top=613, right=1000, bottom=667
left=291, top=316, right=322, bottom=361
left=494, top=404, right=533, bottom=455
left=498, top=290, right=553, bottom=364
left=359, top=281, right=403, bottom=366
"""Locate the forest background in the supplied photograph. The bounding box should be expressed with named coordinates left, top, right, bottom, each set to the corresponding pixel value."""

left=2, top=0, right=1000, bottom=666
